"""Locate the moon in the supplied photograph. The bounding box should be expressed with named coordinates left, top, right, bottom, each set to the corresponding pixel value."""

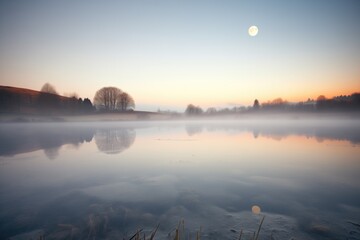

left=248, top=25, right=259, bottom=37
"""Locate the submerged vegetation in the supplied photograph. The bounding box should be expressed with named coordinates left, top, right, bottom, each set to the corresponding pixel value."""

left=33, top=216, right=266, bottom=240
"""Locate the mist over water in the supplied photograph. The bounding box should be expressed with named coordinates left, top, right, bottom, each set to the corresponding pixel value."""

left=0, top=119, right=360, bottom=239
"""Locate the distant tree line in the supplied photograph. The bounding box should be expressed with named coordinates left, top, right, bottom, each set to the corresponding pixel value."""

left=1, top=82, right=358, bottom=116
left=257, top=93, right=360, bottom=112
left=185, top=93, right=360, bottom=116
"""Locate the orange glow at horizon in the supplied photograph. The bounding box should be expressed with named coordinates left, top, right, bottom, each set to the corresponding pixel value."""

left=1, top=1, right=360, bottom=111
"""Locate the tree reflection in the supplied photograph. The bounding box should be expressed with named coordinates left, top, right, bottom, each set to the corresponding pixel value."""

left=185, top=125, right=203, bottom=136
left=0, top=124, right=95, bottom=157
left=95, top=128, right=136, bottom=154
left=43, top=147, right=60, bottom=160
left=252, top=129, right=259, bottom=139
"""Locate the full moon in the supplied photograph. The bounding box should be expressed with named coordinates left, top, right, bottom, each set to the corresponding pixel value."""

left=248, top=25, right=259, bottom=37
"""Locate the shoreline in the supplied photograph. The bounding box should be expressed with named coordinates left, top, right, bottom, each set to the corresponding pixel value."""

left=1, top=111, right=360, bottom=123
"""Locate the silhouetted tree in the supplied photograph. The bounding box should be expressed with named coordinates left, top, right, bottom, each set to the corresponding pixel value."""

left=185, top=104, right=203, bottom=115
left=218, top=108, right=231, bottom=114
left=253, top=99, right=260, bottom=110
left=350, top=93, right=360, bottom=109
left=316, top=95, right=327, bottom=111
left=93, top=87, right=122, bottom=111
left=205, top=107, right=217, bottom=115
left=117, top=92, right=135, bottom=111
left=317, top=95, right=327, bottom=102
left=82, top=98, right=94, bottom=112
left=261, top=98, right=289, bottom=111
left=271, top=98, right=286, bottom=105
left=40, top=83, right=58, bottom=95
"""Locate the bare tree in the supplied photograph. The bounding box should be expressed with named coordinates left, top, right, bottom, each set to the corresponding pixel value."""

left=117, top=92, right=135, bottom=111
left=185, top=104, right=203, bottom=115
left=40, top=83, right=58, bottom=95
left=93, top=87, right=122, bottom=111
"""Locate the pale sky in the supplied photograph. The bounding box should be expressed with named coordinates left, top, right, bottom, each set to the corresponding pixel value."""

left=1, top=0, right=359, bottom=111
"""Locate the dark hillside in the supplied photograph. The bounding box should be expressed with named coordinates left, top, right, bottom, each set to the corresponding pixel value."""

left=0, top=85, right=93, bottom=114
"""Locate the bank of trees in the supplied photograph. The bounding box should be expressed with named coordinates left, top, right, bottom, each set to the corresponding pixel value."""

left=93, top=87, right=135, bottom=111
left=0, top=83, right=94, bottom=114
left=0, top=83, right=137, bottom=114
left=3, top=81, right=358, bottom=116
left=185, top=93, right=360, bottom=116
left=37, top=84, right=136, bottom=113
left=38, top=83, right=94, bottom=113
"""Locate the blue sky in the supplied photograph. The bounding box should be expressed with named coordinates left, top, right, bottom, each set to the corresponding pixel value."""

left=1, top=0, right=359, bottom=111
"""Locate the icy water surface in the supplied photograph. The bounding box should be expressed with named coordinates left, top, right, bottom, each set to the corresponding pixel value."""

left=0, top=120, right=360, bottom=240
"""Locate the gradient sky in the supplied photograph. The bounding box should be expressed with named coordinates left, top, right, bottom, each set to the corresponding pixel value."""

left=1, top=0, right=359, bottom=111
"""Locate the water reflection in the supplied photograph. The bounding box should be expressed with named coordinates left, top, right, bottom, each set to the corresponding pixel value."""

left=185, top=124, right=203, bottom=136
left=182, top=120, right=360, bottom=144
left=43, top=147, right=60, bottom=160
left=0, top=123, right=137, bottom=158
left=0, top=123, right=95, bottom=158
left=1, top=120, right=359, bottom=159
left=94, top=128, right=136, bottom=154
left=0, top=120, right=359, bottom=239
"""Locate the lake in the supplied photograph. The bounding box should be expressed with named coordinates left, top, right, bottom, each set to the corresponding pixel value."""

left=1, top=119, right=360, bottom=240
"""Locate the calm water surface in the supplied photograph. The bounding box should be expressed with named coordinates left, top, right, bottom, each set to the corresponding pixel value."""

left=0, top=120, right=360, bottom=240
